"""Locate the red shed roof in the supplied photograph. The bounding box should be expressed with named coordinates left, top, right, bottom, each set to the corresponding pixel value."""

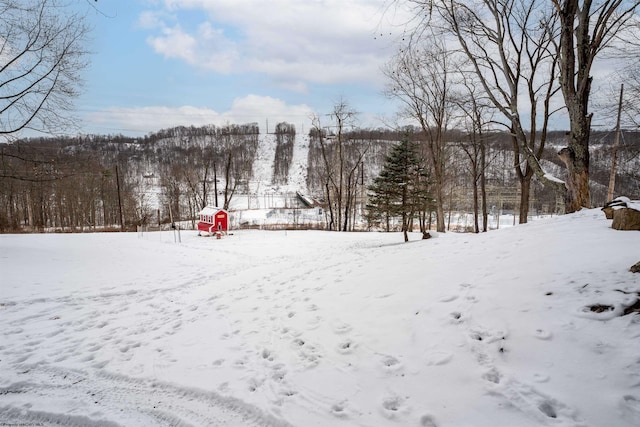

left=198, top=206, right=227, bottom=216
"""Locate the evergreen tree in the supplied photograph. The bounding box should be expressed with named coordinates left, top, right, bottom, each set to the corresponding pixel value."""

left=366, top=133, right=431, bottom=241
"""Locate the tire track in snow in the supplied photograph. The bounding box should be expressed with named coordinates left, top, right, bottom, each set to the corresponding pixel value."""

left=0, top=364, right=293, bottom=427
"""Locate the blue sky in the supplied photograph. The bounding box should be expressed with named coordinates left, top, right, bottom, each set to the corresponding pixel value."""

left=73, top=0, right=406, bottom=136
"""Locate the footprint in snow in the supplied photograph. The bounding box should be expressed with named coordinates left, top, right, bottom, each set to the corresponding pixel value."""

left=380, top=395, right=409, bottom=419
left=279, top=388, right=297, bottom=397
left=538, top=401, right=558, bottom=418
left=292, top=338, right=306, bottom=348
left=439, top=295, right=459, bottom=303
left=482, top=367, right=502, bottom=384
left=336, top=339, right=356, bottom=355
left=261, top=348, right=274, bottom=361
left=233, top=358, right=248, bottom=369
left=381, top=355, right=403, bottom=372
left=450, top=311, right=463, bottom=324
left=297, top=345, right=321, bottom=368
left=271, top=366, right=286, bottom=382
left=330, top=402, right=350, bottom=418
left=331, top=321, right=352, bottom=335
left=420, top=414, right=439, bottom=427
left=247, top=377, right=264, bottom=392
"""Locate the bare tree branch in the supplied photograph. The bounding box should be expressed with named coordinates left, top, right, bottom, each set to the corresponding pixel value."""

left=0, top=0, right=90, bottom=139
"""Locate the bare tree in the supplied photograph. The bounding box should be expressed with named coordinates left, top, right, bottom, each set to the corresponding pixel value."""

left=0, top=0, right=89, bottom=139
left=310, top=100, right=366, bottom=231
left=552, top=0, right=640, bottom=211
left=394, top=0, right=568, bottom=222
left=383, top=37, right=455, bottom=232
left=455, top=76, right=493, bottom=232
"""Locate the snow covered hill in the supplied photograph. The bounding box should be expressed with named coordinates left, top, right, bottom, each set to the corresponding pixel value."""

left=1, top=209, right=639, bottom=426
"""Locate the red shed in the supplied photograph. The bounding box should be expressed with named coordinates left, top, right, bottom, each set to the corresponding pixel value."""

left=197, top=206, right=229, bottom=235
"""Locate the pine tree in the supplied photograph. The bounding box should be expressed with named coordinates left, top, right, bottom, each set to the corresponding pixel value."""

left=366, top=133, right=431, bottom=242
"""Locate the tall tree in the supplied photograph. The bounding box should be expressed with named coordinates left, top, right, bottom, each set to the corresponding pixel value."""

left=311, top=100, right=368, bottom=231
left=366, top=133, right=431, bottom=242
left=455, top=76, right=493, bottom=232
left=383, top=38, right=454, bottom=232
left=552, top=0, right=640, bottom=211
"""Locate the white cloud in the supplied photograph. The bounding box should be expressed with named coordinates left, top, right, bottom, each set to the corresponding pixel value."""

left=228, top=94, right=314, bottom=125
left=146, top=26, right=196, bottom=64
left=136, top=10, right=166, bottom=29
left=84, top=95, right=314, bottom=135
left=140, top=0, right=405, bottom=86
left=145, top=22, right=239, bottom=73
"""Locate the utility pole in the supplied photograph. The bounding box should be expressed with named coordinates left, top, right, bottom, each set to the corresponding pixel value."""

left=607, top=84, right=624, bottom=203
left=213, top=159, right=219, bottom=207
left=115, top=164, right=124, bottom=231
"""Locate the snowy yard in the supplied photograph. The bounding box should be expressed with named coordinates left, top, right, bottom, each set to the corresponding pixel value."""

left=1, top=209, right=639, bottom=426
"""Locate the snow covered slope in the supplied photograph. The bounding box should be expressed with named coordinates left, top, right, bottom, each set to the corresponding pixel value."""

left=1, top=209, right=639, bottom=426
left=235, top=133, right=311, bottom=212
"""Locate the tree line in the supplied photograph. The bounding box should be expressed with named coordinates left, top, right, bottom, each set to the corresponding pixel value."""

left=0, top=124, right=261, bottom=231
left=2, top=0, right=640, bottom=234
left=0, top=123, right=638, bottom=233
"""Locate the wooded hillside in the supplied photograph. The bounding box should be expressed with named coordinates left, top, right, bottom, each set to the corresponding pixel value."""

left=1, top=124, right=638, bottom=232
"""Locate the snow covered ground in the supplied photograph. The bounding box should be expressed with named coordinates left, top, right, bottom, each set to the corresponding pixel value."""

left=1, top=209, right=639, bottom=427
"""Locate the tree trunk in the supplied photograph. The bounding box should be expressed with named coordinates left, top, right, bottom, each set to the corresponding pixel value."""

left=473, top=180, right=479, bottom=233
left=519, top=174, right=532, bottom=223
left=325, top=182, right=334, bottom=231
left=435, top=174, right=446, bottom=232
left=559, top=144, right=590, bottom=212
left=342, top=182, right=351, bottom=232
left=556, top=0, right=593, bottom=212
left=480, top=142, right=488, bottom=232
left=561, top=111, right=591, bottom=212
left=403, top=212, right=409, bottom=242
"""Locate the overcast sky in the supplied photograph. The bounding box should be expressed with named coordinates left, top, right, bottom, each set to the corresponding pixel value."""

left=73, top=0, right=408, bottom=136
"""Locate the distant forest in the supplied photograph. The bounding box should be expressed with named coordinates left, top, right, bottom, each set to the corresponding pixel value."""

left=0, top=123, right=638, bottom=232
